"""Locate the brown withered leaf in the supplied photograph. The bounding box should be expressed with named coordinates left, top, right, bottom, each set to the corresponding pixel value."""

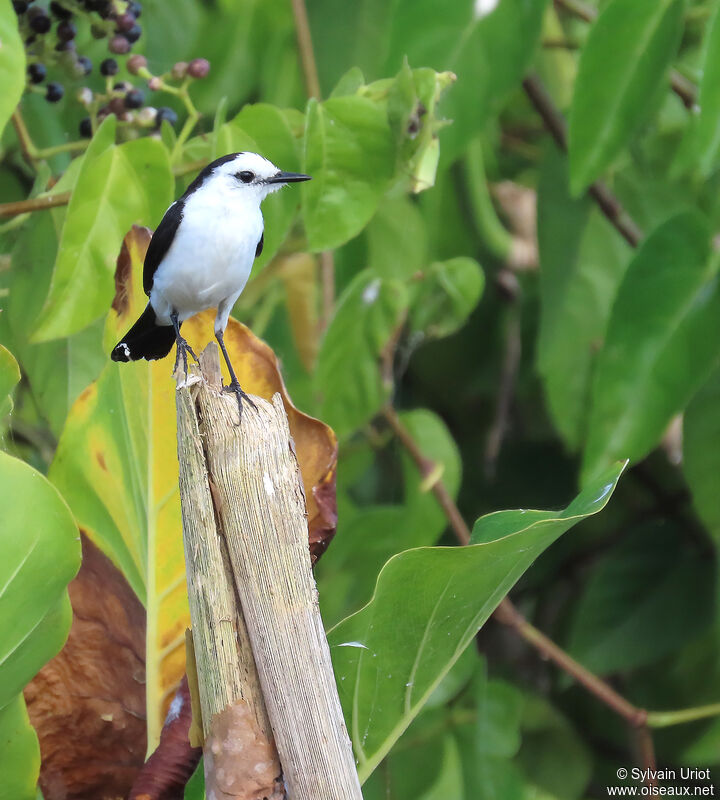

left=25, top=535, right=147, bottom=800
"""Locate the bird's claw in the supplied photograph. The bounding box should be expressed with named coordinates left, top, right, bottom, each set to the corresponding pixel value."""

left=173, top=336, right=200, bottom=379
left=223, top=380, right=257, bottom=424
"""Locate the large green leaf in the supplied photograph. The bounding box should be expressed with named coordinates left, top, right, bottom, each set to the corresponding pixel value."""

left=385, top=0, right=546, bottom=166
left=582, top=212, right=720, bottom=482
left=315, top=269, right=408, bottom=437
left=0, top=696, right=40, bottom=800
left=568, top=0, right=684, bottom=195
left=566, top=523, right=713, bottom=674
left=0, top=0, right=25, bottom=140
left=302, top=95, right=396, bottom=251
left=328, top=461, right=625, bottom=781
left=34, top=117, right=173, bottom=341
left=684, top=367, right=720, bottom=544
left=0, top=345, right=20, bottom=419
left=0, top=451, right=80, bottom=710
left=673, top=3, right=720, bottom=178
left=537, top=146, right=630, bottom=449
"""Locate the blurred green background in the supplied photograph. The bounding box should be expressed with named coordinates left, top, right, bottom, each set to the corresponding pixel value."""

left=2, top=0, right=720, bottom=797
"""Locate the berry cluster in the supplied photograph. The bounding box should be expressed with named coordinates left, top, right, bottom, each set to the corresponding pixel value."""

left=15, top=0, right=144, bottom=103
left=13, top=2, right=211, bottom=143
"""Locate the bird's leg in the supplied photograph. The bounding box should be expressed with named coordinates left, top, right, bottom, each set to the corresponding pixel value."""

left=170, top=311, right=198, bottom=378
left=215, top=328, right=257, bottom=421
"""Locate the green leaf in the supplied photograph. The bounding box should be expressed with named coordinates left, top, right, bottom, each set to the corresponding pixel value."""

left=367, top=195, right=428, bottom=280
left=0, top=345, right=20, bottom=419
left=34, top=117, right=173, bottom=341
left=328, top=461, right=625, bottom=781
left=0, top=451, right=80, bottom=711
left=0, top=695, right=40, bottom=800
left=315, top=269, right=407, bottom=437
left=568, top=0, right=684, bottom=195
left=0, top=0, right=25, bottom=140
left=566, top=523, right=713, bottom=674
left=673, top=3, right=720, bottom=178
left=385, top=0, right=546, bottom=166
left=408, top=257, right=484, bottom=340
left=582, top=212, right=720, bottom=482
left=2, top=210, right=106, bottom=434
left=537, top=146, right=631, bottom=449
left=517, top=695, right=592, bottom=799
left=302, top=95, right=395, bottom=251
left=684, top=367, right=720, bottom=543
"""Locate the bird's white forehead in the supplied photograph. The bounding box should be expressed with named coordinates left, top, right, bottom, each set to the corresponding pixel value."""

left=216, top=152, right=279, bottom=179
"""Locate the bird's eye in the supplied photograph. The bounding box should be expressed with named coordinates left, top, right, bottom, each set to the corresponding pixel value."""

left=237, top=170, right=255, bottom=183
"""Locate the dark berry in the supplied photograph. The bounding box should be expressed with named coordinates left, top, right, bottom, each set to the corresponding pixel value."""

left=109, top=34, right=130, bottom=54
left=45, top=82, right=64, bottom=103
left=56, top=20, right=77, bottom=40
left=28, top=9, right=52, bottom=33
left=155, top=106, right=177, bottom=128
left=127, top=1, right=141, bottom=17
left=25, top=34, right=37, bottom=45
left=100, top=57, right=118, bottom=76
left=124, top=23, right=141, bottom=43
left=55, top=39, right=75, bottom=52
left=86, top=0, right=111, bottom=17
left=75, top=55, right=92, bottom=76
left=124, top=88, right=144, bottom=109
left=50, top=1, right=73, bottom=19
left=108, top=97, right=125, bottom=115
left=115, top=12, right=135, bottom=31
left=127, top=54, right=147, bottom=75
left=113, top=80, right=132, bottom=92
left=28, top=63, right=47, bottom=84
left=79, top=117, right=93, bottom=138
left=13, top=1, right=29, bottom=14
left=187, top=58, right=210, bottom=79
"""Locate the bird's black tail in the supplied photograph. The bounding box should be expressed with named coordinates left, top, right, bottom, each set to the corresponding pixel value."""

left=111, top=303, right=176, bottom=362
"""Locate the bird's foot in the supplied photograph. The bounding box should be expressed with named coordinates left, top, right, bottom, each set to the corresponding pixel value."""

left=223, top=380, right=257, bottom=423
left=173, top=336, right=200, bottom=379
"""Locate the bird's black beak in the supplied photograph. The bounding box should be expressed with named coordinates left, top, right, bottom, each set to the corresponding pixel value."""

left=266, top=171, right=311, bottom=184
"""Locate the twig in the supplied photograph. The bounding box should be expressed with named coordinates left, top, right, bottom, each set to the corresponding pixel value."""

left=0, top=192, right=72, bottom=218
left=522, top=74, right=643, bottom=247
left=553, top=0, right=697, bottom=110
left=319, top=251, right=335, bottom=332
left=289, top=0, right=336, bottom=327
left=290, top=0, right=322, bottom=99
left=484, top=300, right=521, bottom=478
left=11, top=110, right=35, bottom=165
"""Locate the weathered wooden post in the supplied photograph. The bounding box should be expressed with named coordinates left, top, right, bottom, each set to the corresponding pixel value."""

left=176, top=344, right=362, bottom=800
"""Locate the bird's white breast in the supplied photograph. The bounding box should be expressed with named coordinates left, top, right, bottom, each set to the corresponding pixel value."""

left=149, top=185, right=263, bottom=324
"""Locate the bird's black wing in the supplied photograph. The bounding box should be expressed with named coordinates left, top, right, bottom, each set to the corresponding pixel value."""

left=143, top=200, right=184, bottom=296
left=255, top=232, right=264, bottom=258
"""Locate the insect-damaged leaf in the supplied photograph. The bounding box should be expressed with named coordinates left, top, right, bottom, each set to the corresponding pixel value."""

left=49, top=226, right=338, bottom=748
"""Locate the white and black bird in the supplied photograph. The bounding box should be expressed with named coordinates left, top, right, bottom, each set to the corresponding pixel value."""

left=111, top=151, right=310, bottom=416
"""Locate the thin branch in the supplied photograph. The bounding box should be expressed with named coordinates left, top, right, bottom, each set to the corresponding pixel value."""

left=0, top=192, right=72, bottom=218
left=522, top=74, right=643, bottom=247
left=553, top=0, right=697, bottom=109
left=290, top=0, right=322, bottom=100
left=289, top=0, right=336, bottom=327
left=12, top=110, right=36, bottom=165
